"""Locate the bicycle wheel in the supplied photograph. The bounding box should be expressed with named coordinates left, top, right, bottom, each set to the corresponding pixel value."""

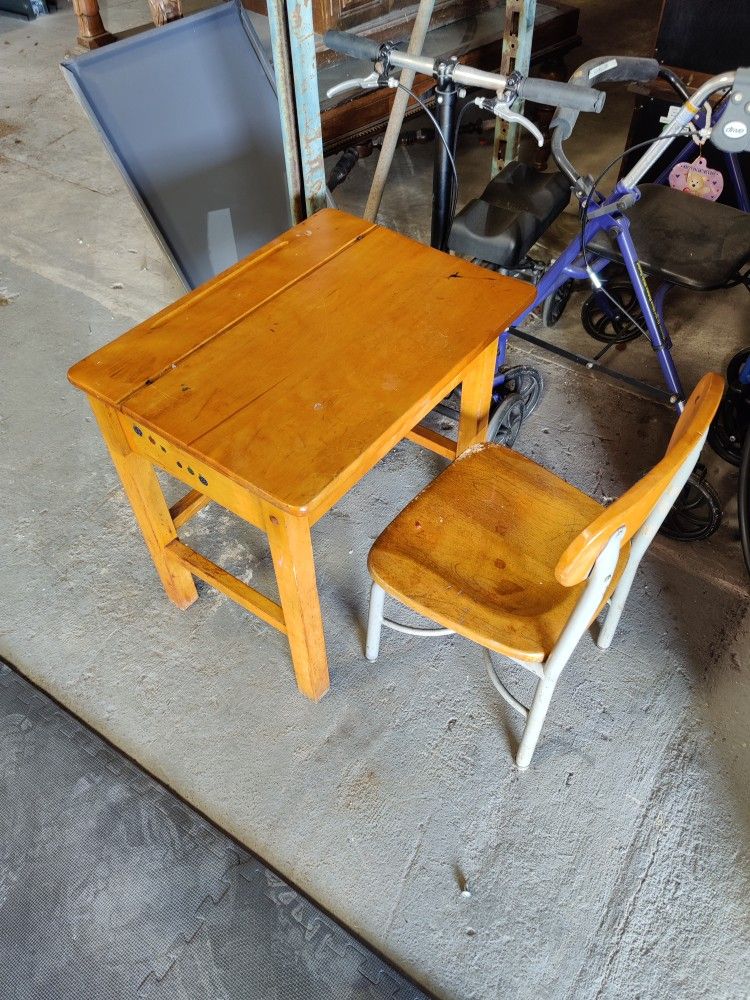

left=581, top=283, right=643, bottom=344
left=659, top=465, right=722, bottom=541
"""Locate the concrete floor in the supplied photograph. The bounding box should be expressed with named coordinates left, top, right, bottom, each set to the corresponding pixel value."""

left=2, top=2, right=749, bottom=998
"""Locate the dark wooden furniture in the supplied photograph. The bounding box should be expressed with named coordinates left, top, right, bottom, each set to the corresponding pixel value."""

left=317, top=1, right=581, bottom=154
left=620, top=0, right=750, bottom=205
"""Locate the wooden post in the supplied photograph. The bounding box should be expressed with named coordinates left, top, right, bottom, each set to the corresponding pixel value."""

left=72, top=0, right=115, bottom=49
left=146, top=0, right=182, bottom=26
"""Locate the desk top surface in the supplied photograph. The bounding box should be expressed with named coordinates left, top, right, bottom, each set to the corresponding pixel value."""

left=69, top=209, right=534, bottom=513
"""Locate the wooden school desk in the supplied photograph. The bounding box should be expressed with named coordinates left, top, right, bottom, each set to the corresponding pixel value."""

left=68, top=209, right=534, bottom=700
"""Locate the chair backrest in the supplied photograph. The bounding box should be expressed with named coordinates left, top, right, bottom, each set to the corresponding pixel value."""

left=555, top=372, right=725, bottom=587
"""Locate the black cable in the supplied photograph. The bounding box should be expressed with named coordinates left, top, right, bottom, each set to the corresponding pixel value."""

left=395, top=83, right=459, bottom=208
left=449, top=99, right=476, bottom=219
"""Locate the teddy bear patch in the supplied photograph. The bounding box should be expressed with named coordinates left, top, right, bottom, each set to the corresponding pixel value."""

left=669, top=156, right=724, bottom=201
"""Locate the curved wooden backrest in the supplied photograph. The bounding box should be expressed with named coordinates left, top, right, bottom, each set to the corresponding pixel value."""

left=555, top=372, right=725, bottom=587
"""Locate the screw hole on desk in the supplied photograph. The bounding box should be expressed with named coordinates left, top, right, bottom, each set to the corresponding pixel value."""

left=177, top=461, right=183, bottom=468
left=160, top=445, right=167, bottom=453
left=148, top=435, right=155, bottom=444
left=199, top=475, right=208, bottom=486
left=187, top=467, right=194, bottom=475
left=133, top=425, right=143, bottom=436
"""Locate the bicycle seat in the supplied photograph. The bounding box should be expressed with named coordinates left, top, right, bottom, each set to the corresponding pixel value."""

left=448, top=161, right=571, bottom=268
left=587, top=184, right=750, bottom=290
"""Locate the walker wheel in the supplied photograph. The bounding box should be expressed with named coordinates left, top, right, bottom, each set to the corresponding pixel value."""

left=498, top=366, right=544, bottom=418
left=708, top=349, right=750, bottom=466
left=487, top=393, right=525, bottom=448
left=659, top=465, right=722, bottom=541
left=581, top=283, right=643, bottom=344
left=542, top=279, right=574, bottom=328
left=708, top=397, right=744, bottom=466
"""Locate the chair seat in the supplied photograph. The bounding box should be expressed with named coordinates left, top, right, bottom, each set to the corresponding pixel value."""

left=368, top=444, right=629, bottom=662
left=587, top=184, right=750, bottom=290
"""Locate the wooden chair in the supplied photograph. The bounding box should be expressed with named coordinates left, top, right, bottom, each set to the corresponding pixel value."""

left=365, top=373, right=725, bottom=769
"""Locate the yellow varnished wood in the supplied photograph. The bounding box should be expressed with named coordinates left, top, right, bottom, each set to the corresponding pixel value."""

left=170, top=490, right=211, bottom=530
left=263, top=505, right=329, bottom=700
left=368, top=443, right=629, bottom=663
left=556, top=372, right=725, bottom=586
left=166, top=539, right=286, bottom=633
left=70, top=209, right=535, bottom=698
left=89, top=398, right=199, bottom=610
left=456, top=340, right=498, bottom=452
left=68, top=211, right=376, bottom=408
left=119, top=413, right=264, bottom=529
left=69, top=209, right=534, bottom=517
left=369, top=374, right=724, bottom=663
left=406, top=425, right=458, bottom=460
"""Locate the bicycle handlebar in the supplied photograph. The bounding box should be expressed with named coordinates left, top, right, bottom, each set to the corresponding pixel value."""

left=323, top=29, right=604, bottom=112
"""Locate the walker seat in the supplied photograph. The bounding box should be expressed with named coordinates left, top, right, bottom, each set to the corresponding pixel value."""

left=586, top=184, right=750, bottom=290
left=448, top=161, right=571, bottom=268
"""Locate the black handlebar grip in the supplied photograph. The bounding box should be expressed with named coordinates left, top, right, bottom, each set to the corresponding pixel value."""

left=571, top=56, right=660, bottom=86
left=517, top=76, right=605, bottom=112
left=323, top=30, right=383, bottom=61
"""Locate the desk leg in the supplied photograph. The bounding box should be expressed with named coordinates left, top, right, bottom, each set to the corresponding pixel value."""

left=264, top=507, right=329, bottom=701
left=457, top=340, right=497, bottom=454
left=89, top=398, right=199, bottom=610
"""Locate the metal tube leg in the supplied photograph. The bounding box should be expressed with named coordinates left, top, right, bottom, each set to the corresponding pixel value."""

left=516, top=670, right=563, bottom=770
left=366, top=583, right=386, bottom=661
left=597, top=566, right=638, bottom=650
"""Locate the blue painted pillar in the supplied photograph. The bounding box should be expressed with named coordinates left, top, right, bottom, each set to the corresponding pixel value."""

left=492, top=0, right=536, bottom=176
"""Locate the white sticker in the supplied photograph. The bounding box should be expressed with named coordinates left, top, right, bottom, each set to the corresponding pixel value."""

left=589, top=59, right=618, bottom=79
left=659, top=104, right=680, bottom=125
left=723, top=121, right=748, bottom=139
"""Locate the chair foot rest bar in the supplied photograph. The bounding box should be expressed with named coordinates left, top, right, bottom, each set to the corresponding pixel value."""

left=382, top=617, right=454, bottom=637
left=166, top=539, right=286, bottom=633
left=484, top=650, right=530, bottom=719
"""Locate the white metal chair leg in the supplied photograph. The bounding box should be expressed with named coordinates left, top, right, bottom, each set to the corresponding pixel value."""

left=515, top=528, right=625, bottom=769
left=516, top=669, right=564, bottom=769
left=366, top=582, right=386, bottom=661
left=596, top=453, right=701, bottom=650
left=597, top=561, right=638, bottom=649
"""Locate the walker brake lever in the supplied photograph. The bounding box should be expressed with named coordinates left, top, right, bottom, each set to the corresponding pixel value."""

left=326, top=72, right=383, bottom=99
left=474, top=96, right=545, bottom=147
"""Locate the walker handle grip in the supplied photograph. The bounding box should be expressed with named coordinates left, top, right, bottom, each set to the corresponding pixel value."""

left=550, top=57, right=660, bottom=139
left=517, top=77, right=605, bottom=112
left=571, top=56, right=660, bottom=85
left=324, top=30, right=383, bottom=62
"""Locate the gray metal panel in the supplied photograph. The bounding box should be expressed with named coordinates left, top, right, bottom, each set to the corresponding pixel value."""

left=61, top=1, right=292, bottom=290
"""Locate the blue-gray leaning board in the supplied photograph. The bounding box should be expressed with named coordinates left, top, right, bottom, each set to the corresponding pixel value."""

left=62, top=1, right=292, bottom=290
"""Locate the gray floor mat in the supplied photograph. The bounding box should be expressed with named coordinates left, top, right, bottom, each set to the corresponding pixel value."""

left=0, top=660, right=430, bottom=1000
